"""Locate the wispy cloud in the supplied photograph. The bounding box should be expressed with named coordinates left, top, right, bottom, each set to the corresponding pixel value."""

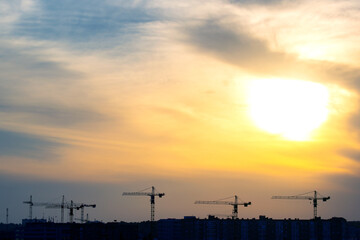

left=0, top=0, right=36, bottom=25
left=183, top=18, right=360, bottom=90
left=0, top=43, right=109, bottom=128
left=0, top=129, right=63, bottom=161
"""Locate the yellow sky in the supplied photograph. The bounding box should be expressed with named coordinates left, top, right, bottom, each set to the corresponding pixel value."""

left=1, top=0, right=360, bottom=222
left=1, top=40, right=358, bottom=182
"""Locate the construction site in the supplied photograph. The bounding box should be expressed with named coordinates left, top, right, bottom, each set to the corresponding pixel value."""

left=1, top=187, right=360, bottom=240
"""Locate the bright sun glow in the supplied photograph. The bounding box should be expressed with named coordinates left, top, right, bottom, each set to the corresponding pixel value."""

left=247, top=79, right=329, bottom=141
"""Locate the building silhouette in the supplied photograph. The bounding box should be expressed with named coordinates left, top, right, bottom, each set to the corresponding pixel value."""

left=0, top=216, right=359, bottom=240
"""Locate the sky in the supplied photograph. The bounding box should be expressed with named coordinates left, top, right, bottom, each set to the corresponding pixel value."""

left=0, top=0, right=360, bottom=223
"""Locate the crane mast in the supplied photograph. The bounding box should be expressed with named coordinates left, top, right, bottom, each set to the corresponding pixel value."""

left=123, top=186, right=165, bottom=221
left=272, top=190, right=330, bottom=219
left=61, top=195, right=65, bottom=223
left=195, top=195, right=251, bottom=219
left=23, top=195, right=33, bottom=220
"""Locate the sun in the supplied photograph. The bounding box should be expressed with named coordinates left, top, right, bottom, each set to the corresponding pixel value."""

left=247, top=79, right=329, bottom=141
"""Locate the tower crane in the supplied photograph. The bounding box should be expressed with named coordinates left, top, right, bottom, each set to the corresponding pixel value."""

left=195, top=195, right=251, bottom=219
left=23, top=195, right=53, bottom=220
left=45, top=200, right=77, bottom=223
left=123, top=186, right=165, bottom=221
left=76, top=204, right=96, bottom=223
left=272, top=190, right=330, bottom=219
left=24, top=195, right=96, bottom=223
left=46, top=200, right=96, bottom=223
left=24, top=195, right=68, bottom=223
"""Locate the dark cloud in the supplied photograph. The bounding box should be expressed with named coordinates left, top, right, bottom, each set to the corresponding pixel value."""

left=0, top=129, right=63, bottom=161
left=12, top=0, right=160, bottom=44
left=0, top=46, right=81, bottom=83
left=349, top=112, right=360, bottom=139
left=340, top=149, right=360, bottom=162
left=313, top=61, right=360, bottom=90
left=184, top=20, right=342, bottom=83
left=184, top=20, right=291, bottom=75
left=0, top=104, right=106, bottom=127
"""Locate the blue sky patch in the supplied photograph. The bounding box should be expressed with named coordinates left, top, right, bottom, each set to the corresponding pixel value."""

left=13, top=0, right=159, bottom=43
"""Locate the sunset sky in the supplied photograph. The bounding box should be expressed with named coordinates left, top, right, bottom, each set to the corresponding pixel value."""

left=1, top=0, right=360, bottom=223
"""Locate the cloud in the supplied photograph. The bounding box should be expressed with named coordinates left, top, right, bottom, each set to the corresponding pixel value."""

left=0, top=43, right=108, bottom=128
left=327, top=173, right=360, bottom=197
left=0, top=129, right=63, bottom=161
left=0, top=0, right=36, bottom=26
left=184, top=18, right=360, bottom=143
left=0, top=104, right=106, bottom=127
left=0, top=45, right=80, bottom=83
left=228, top=0, right=286, bottom=5
left=183, top=20, right=291, bottom=75
left=349, top=113, right=360, bottom=140
left=340, top=149, right=360, bottom=163
left=184, top=20, right=360, bottom=86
